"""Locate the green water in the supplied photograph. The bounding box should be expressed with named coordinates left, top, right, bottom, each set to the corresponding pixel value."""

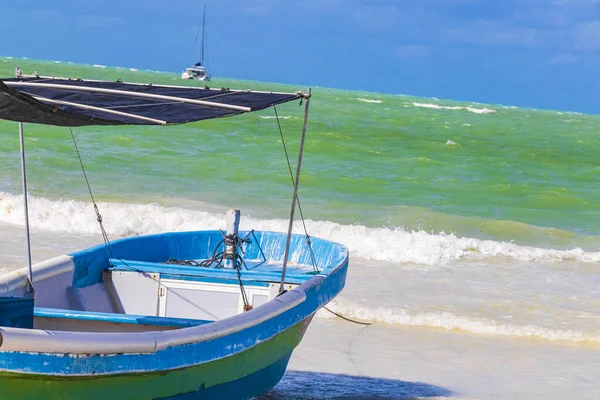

left=1, top=57, right=599, bottom=249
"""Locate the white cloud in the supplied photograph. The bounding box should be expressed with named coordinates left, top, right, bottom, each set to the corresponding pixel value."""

left=443, top=20, right=542, bottom=48
left=549, top=52, right=577, bottom=65
left=573, top=21, right=600, bottom=51
left=77, top=14, right=125, bottom=28
left=394, top=44, right=431, bottom=59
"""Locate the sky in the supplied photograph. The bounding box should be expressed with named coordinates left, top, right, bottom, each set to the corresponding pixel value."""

left=1, top=0, right=599, bottom=113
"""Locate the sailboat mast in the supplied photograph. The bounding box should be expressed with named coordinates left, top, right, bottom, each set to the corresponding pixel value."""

left=200, top=5, right=206, bottom=66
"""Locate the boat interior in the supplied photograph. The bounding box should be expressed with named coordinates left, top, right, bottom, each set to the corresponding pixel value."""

left=0, top=230, right=346, bottom=333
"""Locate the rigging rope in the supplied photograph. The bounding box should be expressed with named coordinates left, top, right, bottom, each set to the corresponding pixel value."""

left=68, top=127, right=114, bottom=259
left=273, top=105, right=319, bottom=274
left=186, top=22, right=203, bottom=66
left=273, top=107, right=371, bottom=326
left=168, top=235, right=252, bottom=312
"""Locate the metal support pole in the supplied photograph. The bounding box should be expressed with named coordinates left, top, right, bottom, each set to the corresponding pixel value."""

left=279, top=88, right=311, bottom=294
left=19, top=122, right=34, bottom=295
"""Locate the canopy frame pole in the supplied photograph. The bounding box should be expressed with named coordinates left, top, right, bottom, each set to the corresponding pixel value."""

left=279, top=88, right=311, bottom=294
left=5, top=82, right=252, bottom=112
left=18, top=122, right=34, bottom=295
left=30, top=95, right=167, bottom=125
left=16, top=75, right=302, bottom=96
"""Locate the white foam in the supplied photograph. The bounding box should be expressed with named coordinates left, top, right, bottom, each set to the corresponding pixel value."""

left=0, top=193, right=599, bottom=266
left=356, top=98, right=382, bottom=104
left=260, top=116, right=292, bottom=120
left=414, top=102, right=461, bottom=111
left=321, top=300, right=600, bottom=344
left=54, top=61, right=61, bottom=64
left=412, top=102, right=496, bottom=115
left=466, top=106, right=496, bottom=114
left=93, top=64, right=106, bottom=69
left=446, top=140, right=457, bottom=145
left=130, top=68, right=138, bottom=72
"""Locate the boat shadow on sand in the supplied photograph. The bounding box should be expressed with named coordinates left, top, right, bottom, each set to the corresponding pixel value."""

left=258, top=371, right=454, bottom=399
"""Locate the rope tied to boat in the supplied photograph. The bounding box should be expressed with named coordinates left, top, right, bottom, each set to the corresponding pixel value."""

left=69, top=127, right=115, bottom=259
left=272, top=105, right=319, bottom=274
left=273, top=104, right=370, bottom=326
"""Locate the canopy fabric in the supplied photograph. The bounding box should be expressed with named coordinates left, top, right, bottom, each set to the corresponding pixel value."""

left=0, top=77, right=303, bottom=127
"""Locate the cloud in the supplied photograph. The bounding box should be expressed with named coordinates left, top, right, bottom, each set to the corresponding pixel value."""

left=554, top=0, right=600, bottom=5
left=77, top=14, right=125, bottom=28
left=443, top=20, right=542, bottom=48
left=394, top=44, right=432, bottom=59
left=351, top=4, right=401, bottom=34
left=573, top=21, right=600, bottom=51
left=549, top=52, right=577, bottom=65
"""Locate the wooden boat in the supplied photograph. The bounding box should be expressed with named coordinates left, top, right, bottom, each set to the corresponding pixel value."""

left=0, top=76, right=349, bottom=399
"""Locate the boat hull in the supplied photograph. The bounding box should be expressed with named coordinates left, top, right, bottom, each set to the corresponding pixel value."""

left=0, top=317, right=312, bottom=400
left=0, top=230, right=349, bottom=400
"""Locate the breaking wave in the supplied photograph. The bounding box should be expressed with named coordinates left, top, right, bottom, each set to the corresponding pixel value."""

left=260, top=116, right=293, bottom=120
left=320, top=300, right=600, bottom=344
left=1, top=193, right=599, bottom=266
left=356, top=98, right=383, bottom=104
left=412, top=102, right=496, bottom=114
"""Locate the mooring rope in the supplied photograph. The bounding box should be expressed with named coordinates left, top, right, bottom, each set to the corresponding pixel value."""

left=273, top=105, right=319, bottom=273
left=324, top=306, right=373, bottom=326
left=68, top=127, right=115, bottom=259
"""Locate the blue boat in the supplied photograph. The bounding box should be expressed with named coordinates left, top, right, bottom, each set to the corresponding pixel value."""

left=0, top=75, right=349, bottom=399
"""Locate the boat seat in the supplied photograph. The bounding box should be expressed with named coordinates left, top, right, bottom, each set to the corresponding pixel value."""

left=108, top=258, right=312, bottom=285
left=34, top=307, right=211, bottom=328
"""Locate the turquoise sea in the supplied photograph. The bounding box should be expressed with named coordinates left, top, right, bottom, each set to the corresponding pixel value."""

left=0, top=57, right=599, bottom=399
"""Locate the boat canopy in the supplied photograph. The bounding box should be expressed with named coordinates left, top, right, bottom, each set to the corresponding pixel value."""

left=0, top=77, right=304, bottom=126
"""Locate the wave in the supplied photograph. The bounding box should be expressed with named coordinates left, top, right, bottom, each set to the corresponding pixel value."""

left=1, top=193, right=599, bottom=266
left=93, top=64, right=106, bottom=69
left=321, top=300, right=600, bottom=344
left=412, top=102, right=496, bottom=115
left=356, top=98, right=383, bottom=104
left=260, top=116, right=293, bottom=120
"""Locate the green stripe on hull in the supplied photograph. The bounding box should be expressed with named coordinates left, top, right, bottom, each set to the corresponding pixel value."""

left=0, top=321, right=306, bottom=400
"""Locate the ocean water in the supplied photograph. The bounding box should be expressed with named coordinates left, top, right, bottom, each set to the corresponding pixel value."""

left=1, top=57, right=599, bottom=399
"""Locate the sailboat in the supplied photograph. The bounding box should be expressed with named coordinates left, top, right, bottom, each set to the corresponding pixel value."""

left=0, top=74, right=349, bottom=399
left=182, top=5, right=211, bottom=81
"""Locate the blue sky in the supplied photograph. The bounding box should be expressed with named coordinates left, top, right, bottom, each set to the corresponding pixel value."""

left=1, top=0, right=599, bottom=113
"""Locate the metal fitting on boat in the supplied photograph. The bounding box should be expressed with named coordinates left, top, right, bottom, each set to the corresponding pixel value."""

left=224, top=209, right=241, bottom=268
left=295, top=91, right=310, bottom=99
